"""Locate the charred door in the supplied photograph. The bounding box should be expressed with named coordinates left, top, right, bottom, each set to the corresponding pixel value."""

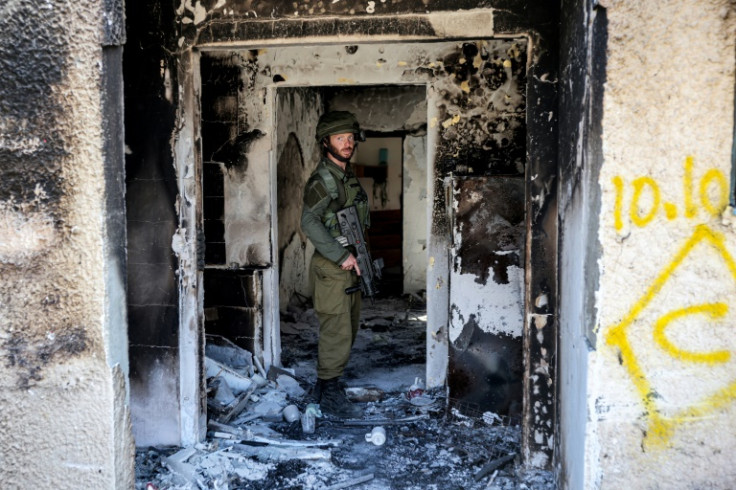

left=448, top=176, right=525, bottom=417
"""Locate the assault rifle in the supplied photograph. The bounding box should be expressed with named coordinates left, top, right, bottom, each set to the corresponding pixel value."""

left=336, top=205, right=384, bottom=302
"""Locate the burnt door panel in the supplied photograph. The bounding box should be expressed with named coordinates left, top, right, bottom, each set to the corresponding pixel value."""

left=448, top=176, right=525, bottom=416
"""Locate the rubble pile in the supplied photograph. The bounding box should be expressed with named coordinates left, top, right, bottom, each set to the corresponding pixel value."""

left=135, top=298, right=556, bottom=489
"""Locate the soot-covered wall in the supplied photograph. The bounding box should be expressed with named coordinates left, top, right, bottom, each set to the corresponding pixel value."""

left=124, top=0, right=182, bottom=446
left=557, top=0, right=606, bottom=485
left=1, top=0, right=133, bottom=486
left=126, top=0, right=559, bottom=466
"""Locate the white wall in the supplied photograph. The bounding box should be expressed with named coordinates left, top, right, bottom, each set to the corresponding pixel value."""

left=354, top=137, right=403, bottom=211
left=403, top=135, right=428, bottom=294
left=587, top=1, right=736, bottom=487
left=276, top=88, right=323, bottom=310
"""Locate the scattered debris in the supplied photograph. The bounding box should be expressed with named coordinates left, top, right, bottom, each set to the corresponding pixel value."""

left=364, top=426, right=386, bottom=446
left=206, top=335, right=253, bottom=375
left=205, top=357, right=254, bottom=394
left=283, top=404, right=300, bottom=422
left=232, top=443, right=332, bottom=462
left=325, top=472, right=375, bottom=489
left=345, top=386, right=384, bottom=402
left=135, top=297, right=556, bottom=489
left=474, top=452, right=517, bottom=481
left=301, top=403, right=321, bottom=435
left=342, top=414, right=429, bottom=426
left=161, top=448, right=199, bottom=486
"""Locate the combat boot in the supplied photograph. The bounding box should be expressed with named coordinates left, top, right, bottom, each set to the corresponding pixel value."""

left=319, top=377, right=362, bottom=419
left=310, top=378, right=324, bottom=403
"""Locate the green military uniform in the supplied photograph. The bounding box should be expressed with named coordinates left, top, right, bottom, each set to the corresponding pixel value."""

left=301, top=156, right=369, bottom=380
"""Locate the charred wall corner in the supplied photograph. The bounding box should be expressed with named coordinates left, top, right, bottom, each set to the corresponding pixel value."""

left=557, top=0, right=607, bottom=484
left=1, top=0, right=134, bottom=485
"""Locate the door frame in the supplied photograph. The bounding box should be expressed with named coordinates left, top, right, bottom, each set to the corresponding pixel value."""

left=180, top=14, right=558, bottom=467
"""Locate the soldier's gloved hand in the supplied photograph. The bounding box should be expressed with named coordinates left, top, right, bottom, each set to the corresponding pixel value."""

left=335, top=235, right=349, bottom=247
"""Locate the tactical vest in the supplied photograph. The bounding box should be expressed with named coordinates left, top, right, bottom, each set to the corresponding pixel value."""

left=316, top=162, right=370, bottom=237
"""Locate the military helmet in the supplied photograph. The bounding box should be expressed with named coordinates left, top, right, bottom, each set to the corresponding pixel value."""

left=315, top=111, right=366, bottom=142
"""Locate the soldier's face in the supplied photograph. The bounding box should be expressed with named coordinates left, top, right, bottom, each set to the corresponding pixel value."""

left=326, top=132, right=355, bottom=160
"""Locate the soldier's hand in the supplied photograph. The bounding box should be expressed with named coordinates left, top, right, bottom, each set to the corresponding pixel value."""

left=341, top=254, right=362, bottom=276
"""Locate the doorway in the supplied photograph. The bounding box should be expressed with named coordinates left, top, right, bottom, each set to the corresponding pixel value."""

left=124, top=6, right=560, bottom=470
left=198, top=39, right=529, bottom=414
left=274, top=85, right=429, bottom=393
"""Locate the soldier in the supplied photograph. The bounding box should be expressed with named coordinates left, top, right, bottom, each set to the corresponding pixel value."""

left=300, top=111, right=370, bottom=418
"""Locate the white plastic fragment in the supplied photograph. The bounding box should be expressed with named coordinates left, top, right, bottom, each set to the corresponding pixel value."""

left=205, top=356, right=254, bottom=394
left=212, top=378, right=236, bottom=405
left=276, top=374, right=306, bottom=398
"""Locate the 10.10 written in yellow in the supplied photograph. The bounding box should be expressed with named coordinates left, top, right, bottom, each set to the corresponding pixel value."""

left=612, top=156, right=729, bottom=231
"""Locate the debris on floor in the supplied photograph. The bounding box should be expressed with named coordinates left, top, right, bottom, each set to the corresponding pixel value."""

left=136, top=297, right=556, bottom=489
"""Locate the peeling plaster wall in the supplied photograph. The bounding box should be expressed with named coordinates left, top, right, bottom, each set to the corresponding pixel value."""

left=588, top=0, right=736, bottom=487
left=448, top=177, right=525, bottom=415
left=0, top=0, right=133, bottom=486
left=450, top=178, right=525, bottom=340
left=276, top=88, right=323, bottom=309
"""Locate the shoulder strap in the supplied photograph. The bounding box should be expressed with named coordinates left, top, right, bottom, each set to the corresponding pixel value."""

left=316, top=165, right=339, bottom=200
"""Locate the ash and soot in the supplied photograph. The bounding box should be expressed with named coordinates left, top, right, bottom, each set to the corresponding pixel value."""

left=135, top=297, right=554, bottom=489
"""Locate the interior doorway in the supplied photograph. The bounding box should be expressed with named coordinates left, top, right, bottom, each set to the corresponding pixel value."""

left=196, top=37, right=531, bottom=437
left=273, top=85, right=429, bottom=392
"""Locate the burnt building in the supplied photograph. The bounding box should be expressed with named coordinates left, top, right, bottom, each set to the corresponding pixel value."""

left=1, top=0, right=735, bottom=488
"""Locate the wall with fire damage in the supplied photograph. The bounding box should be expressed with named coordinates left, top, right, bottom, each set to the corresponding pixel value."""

left=575, top=0, right=736, bottom=487
left=276, top=87, right=323, bottom=310
left=0, top=0, right=133, bottom=487
left=124, top=0, right=184, bottom=447
left=557, top=0, right=606, bottom=486
left=125, top=0, right=559, bottom=467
